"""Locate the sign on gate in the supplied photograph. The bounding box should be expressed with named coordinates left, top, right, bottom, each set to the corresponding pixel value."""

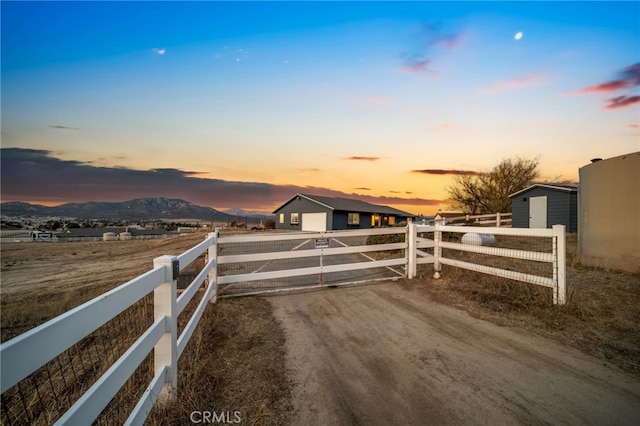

left=315, top=238, right=330, bottom=249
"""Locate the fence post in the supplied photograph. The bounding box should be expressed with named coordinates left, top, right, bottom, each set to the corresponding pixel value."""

left=496, top=212, right=501, bottom=228
left=152, top=255, right=178, bottom=403
left=407, top=224, right=417, bottom=279
left=207, top=229, right=219, bottom=304
left=552, top=225, right=567, bottom=305
left=433, top=223, right=442, bottom=279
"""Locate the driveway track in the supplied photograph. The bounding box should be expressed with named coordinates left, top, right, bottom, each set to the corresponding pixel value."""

left=268, top=282, right=640, bottom=425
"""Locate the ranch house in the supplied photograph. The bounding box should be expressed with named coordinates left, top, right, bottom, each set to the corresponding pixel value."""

left=273, top=193, right=414, bottom=231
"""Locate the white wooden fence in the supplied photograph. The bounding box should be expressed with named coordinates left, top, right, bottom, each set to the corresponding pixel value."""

left=431, top=212, right=512, bottom=227
left=407, top=223, right=566, bottom=305
left=0, top=232, right=220, bottom=425
left=216, top=227, right=407, bottom=296
left=0, top=222, right=566, bottom=424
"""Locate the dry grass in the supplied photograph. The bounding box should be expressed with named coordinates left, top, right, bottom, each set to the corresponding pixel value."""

left=2, top=230, right=638, bottom=424
left=147, top=297, right=292, bottom=425
left=1, top=232, right=291, bottom=425
left=414, top=261, right=640, bottom=377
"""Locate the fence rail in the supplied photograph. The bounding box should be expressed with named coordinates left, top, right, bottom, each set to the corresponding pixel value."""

left=1, top=232, right=219, bottom=425
left=1, top=221, right=566, bottom=424
left=216, top=227, right=407, bottom=294
left=434, top=212, right=512, bottom=227
left=409, top=223, right=566, bottom=304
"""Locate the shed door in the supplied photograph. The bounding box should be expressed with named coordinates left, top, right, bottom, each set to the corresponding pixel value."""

left=529, top=196, right=547, bottom=228
left=302, top=213, right=327, bottom=232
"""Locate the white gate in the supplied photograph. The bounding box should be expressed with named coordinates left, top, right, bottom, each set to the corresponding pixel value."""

left=217, top=228, right=406, bottom=296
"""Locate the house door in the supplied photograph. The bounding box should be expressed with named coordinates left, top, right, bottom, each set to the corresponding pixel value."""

left=302, top=213, right=327, bottom=232
left=529, top=196, right=547, bottom=228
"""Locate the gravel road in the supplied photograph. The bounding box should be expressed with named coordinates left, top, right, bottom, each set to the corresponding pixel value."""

left=268, top=282, right=640, bottom=425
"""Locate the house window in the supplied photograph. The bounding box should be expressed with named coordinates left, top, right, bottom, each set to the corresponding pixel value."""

left=388, top=216, right=396, bottom=226
left=348, top=212, right=360, bottom=225
left=279, top=213, right=284, bottom=224
left=290, top=213, right=299, bottom=224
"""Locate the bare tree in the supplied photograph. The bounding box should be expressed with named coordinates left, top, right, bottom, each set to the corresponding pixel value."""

left=447, top=157, right=539, bottom=214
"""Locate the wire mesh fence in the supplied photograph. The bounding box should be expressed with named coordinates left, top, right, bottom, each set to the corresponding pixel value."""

left=440, top=232, right=555, bottom=284
left=1, top=224, right=567, bottom=423
left=217, top=230, right=407, bottom=296
left=0, top=251, right=211, bottom=425
left=1, top=294, right=153, bottom=425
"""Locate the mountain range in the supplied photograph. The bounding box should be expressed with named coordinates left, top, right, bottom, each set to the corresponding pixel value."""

left=0, top=198, right=272, bottom=221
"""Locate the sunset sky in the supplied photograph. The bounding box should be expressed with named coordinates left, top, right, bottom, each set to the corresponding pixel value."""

left=2, top=1, right=639, bottom=215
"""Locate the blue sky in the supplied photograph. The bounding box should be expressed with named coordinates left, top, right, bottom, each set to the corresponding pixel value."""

left=2, top=1, right=639, bottom=214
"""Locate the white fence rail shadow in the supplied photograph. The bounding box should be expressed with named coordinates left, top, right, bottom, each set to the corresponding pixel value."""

left=1, top=220, right=566, bottom=424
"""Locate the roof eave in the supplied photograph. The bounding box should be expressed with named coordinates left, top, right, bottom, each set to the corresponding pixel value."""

left=509, top=183, right=578, bottom=198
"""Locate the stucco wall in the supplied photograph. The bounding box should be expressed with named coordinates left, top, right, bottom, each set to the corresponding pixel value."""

left=578, top=152, right=640, bottom=273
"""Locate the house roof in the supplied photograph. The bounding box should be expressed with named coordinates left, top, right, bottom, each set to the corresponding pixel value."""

left=509, top=183, right=578, bottom=198
left=273, top=193, right=414, bottom=217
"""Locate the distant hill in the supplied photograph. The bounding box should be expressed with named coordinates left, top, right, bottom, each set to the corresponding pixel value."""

left=223, top=208, right=275, bottom=219
left=0, top=198, right=233, bottom=221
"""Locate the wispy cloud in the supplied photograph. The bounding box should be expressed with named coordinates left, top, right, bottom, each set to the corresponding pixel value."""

left=605, top=95, right=640, bottom=110
left=344, top=156, right=381, bottom=162
left=1, top=149, right=441, bottom=211
left=411, top=169, right=482, bottom=176
left=354, top=187, right=371, bottom=191
left=480, top=74, right=544, bottom=94
left=629, top=123, right=640, bottom=128
left=153, top=48, right=166, bottom=55
left=569, top=63, right=640, bottom=110
left=49, top=125, right=80, bottom=130
left=296, top=168, right=321, bottom=174
left=399, top=22, right=463, bottom=74
left=400, top=58, right=431, bottom=74
left=572, top=63, right=640, bottom=94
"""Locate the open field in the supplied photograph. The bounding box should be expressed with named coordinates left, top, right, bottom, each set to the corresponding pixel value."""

left=1, top=231, right=639, bottom=424
left=1, top=233, right=208, bottom=341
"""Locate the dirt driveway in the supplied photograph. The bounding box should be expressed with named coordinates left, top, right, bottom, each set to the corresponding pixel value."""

left=268, top=282, right=640, bottom=425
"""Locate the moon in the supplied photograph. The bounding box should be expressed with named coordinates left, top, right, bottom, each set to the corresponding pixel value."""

left=514, top=32, right=523, bottom=40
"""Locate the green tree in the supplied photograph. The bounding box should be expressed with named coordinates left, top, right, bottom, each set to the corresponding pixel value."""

left=447, top=157, right=539, bottom=214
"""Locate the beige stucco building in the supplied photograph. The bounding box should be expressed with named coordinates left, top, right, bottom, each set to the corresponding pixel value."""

left=578, top=152, right=640, bottom=273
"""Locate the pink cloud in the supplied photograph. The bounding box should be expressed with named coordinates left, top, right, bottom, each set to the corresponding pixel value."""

left=605, top=95, right=640, bottom=110
left=571, top=63, right=640, bottom=94
left=49, top=125, right=80, bottom=130
left=344, top=156, right=381, bottom=162
left=398, top=59, right=431, bottom=74
left=568, top=63, right=640, bottom=110
left=575, top=80, right=632, bottom=94
left=399, top=22, right=464, bottom=75
left=480, top=74, right=545, bottom=94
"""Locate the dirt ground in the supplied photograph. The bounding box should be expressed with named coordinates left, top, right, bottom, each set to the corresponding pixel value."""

left=2, top=233, right=640, bottom=425
left=0, top=233, right=208, bottom=340
left=267, top=283, right=640, bottom=425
